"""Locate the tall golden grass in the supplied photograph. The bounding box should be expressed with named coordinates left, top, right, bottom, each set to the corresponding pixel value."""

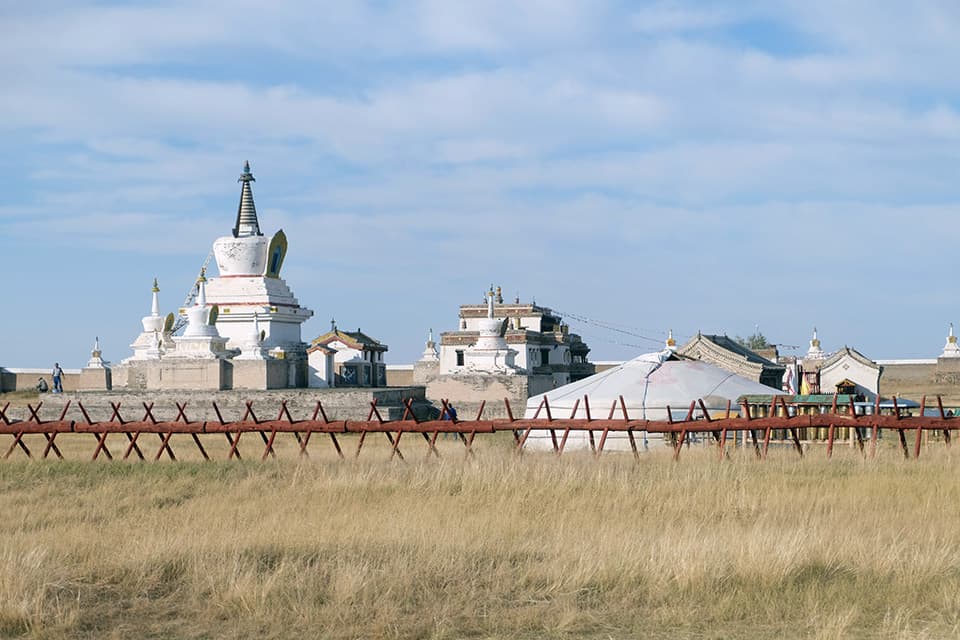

left=1, top=444, right=959, bottom=639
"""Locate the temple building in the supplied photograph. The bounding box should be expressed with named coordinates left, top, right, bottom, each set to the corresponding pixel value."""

left=112, top=162, right=314, bottom=390
left=308, top=321, right=389, bottom=387
left=437, top=286, right=594, bottom=386
left=677, top=332, right=785, bottom=389
left=411, top=286, right=595, bottom=417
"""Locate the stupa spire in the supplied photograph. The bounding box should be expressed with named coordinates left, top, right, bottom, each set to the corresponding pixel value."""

left=233, top=160, right=262, bottom=238
left=196, top=268, right=208, bottom=307
left=151, top=278, right=160, bottom=317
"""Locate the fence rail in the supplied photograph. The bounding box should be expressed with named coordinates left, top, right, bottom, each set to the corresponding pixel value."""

left=1, top=394, right=956, bottom=462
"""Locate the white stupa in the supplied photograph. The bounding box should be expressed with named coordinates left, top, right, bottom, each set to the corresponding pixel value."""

left=86, top=336, right=108, bottom=368
left=942, top=323, right=960, bottom=358
left=127, top=278, right=167, bottom=361
left=172, top=270, right=228, bottom=358
left=806, top=327, right=826, bottom=360
left=203, top=161, right=313, bottom=358
left=665, top=329, right=677, bottom=352
left=235, top=312, right=268, bottom=360
left=462, top=289, right=522, bottom=374
left=419, top=328, right=439, bottom=362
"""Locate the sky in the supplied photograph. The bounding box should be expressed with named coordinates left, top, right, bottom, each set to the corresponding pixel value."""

left=2, top=0, right=960, bottom=369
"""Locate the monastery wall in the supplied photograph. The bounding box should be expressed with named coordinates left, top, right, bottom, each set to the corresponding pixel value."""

left=10, top=387, right=433, bottom=422
left=879, top=360, right=960, bottom=407
left=386, top=365, right=414, bottom=387
left=4, top=368, right=84, bottom=392
left=233, top=359, right=290, bottom=390
left=423, top=373, right=556, bottom=419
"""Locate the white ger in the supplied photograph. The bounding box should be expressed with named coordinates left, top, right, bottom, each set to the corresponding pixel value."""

left=524, top=350, right=783, bottom=451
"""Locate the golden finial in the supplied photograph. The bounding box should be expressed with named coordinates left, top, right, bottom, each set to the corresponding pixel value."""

left=152, top=277, right=159, bottom=293
left=666, top=329, right=676, bottom=347
left=198, top=267, right=207, bottom=283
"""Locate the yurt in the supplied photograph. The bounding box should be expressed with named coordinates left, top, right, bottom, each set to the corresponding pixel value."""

left=524, top=350, right=783, bottom=451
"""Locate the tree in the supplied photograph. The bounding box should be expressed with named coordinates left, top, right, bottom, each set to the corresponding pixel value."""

left=735, top=331, right=770, bottom=351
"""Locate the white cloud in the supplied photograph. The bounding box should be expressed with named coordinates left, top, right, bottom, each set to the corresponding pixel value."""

left=3, top=0, right=960, bottom=368
left=630, top=3, right=737, bottom=34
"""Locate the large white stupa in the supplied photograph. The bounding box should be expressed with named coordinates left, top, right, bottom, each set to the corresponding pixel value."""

left=112, top=162, right=316, bottom=390
left=203, top=161, right=314, bottom=358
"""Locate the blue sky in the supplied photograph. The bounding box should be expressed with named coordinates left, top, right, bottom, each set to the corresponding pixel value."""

left=3, top=1, right=960, bottom=369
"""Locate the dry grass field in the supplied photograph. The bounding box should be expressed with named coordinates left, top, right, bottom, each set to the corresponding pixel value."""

left=1, top=440, right=959, bottom=639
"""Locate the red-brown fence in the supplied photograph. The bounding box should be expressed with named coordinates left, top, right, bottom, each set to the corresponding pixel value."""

left=0, top=395, right=956, bottom=462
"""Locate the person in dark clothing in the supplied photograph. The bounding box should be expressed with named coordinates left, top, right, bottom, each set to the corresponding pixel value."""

left=441, top=404, right=458, bottom=439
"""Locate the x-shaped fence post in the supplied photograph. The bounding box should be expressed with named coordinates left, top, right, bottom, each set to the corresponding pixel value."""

left=213, top=402, right=242, bottom=460
left=3, top=402, right=34, bottom=459
left=83, top=402, right=113, bottom=461
left=463, top=401, right=483, bottom=458
left=238, top=402, right=274, bottom=461
left=557, top=399, right=579, bottom=456
left=620, top=395, right=639, bottom=461
left=279, top=401, right=305, bottom=458
left=403, top=398, right=438, bottom=459
left=39, top=401, right=69, bottom=460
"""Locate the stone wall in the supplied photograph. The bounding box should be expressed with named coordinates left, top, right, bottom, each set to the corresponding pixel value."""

left=6, top=368, right=84, bottom=392
left=424, top=374, right=543, bottom=419
left=8, top=386, right=434, bottom=422
left=880, top=359, right=960, bottom=407
left=233, top=359, right=288, bottom=390
left=386, top=366, right=414, bottom=387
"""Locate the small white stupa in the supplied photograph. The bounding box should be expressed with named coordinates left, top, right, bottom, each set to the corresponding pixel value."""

left=806, top=327, right=826, bottom=360
left=86, top=337, right=108, bottom=368
left=419, top=328, right=439, bottom=362
left=171, top=269, right=228, bottom=358
left=462, top=288, right=522, bottom=375
left=665, top=329, right=677, bottom=352
left=127, top=279, right=166, bottom=361
left=942, top=323, right=960, bottom=358
left=235, top=312, right=268, bottom=360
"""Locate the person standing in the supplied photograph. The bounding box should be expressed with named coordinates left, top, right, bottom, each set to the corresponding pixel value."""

left=52, top=363, right=63, bottom=393
left=441, top=404, right=458, bottom=439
